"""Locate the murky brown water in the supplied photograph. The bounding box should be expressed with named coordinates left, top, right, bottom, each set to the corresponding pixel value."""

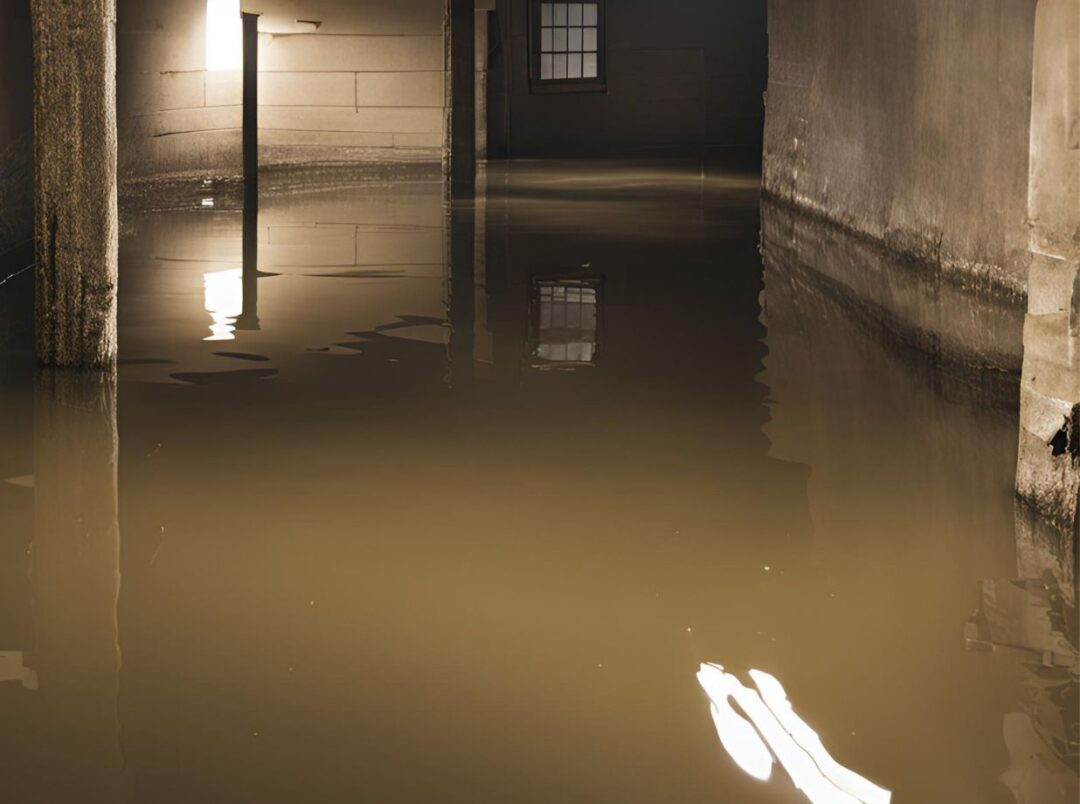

left=0, top=162, right=1076, bottom=803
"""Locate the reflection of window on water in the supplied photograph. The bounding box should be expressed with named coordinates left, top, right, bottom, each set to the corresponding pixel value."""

left=533, top=279, right=601, bottom=367
left=204, top=268, right=243, bottom=341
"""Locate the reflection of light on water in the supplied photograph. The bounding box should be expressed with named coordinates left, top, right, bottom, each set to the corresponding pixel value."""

left=203, top=268, right=243, bottom=341
left=697, top=664, right=891, bottom=804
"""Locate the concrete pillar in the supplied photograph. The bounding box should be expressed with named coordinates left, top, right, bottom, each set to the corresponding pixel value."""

left=1027, top=0, right=1080, bottom=263
left=1016, top=0, right=1080, bottom=560
left=476, top=1, right=495, bottom=161
left=449, top=0, right=477, bottom=196
left=31, top=0, right=118, bottom=368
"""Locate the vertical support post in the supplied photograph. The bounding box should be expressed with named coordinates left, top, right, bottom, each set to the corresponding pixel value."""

left=450, top=0, right=477, bottom=197
left=31, top=0, right=119, bottom=368
left=242, top=12, right=259, bottom=213
left=1016, top=0, right=1080, bottom=544
left=239, top=12, right=261, bottom=333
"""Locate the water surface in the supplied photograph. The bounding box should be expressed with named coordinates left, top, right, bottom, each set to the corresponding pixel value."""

left=0, top=162, right=1075, bottom=803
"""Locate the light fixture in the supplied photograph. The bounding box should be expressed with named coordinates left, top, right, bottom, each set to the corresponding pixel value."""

left=206, top=0, right=242, bottom=71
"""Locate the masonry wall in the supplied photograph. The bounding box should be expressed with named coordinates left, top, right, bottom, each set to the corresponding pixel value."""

left=117, top=0, right=243, bottom=178
left=117, top=0, right=446, bottom=179
left=252, top=0, right=446, bottom=166
left=494, top=0, right=766, bottom=161
left=0, top=0, right=33, bottom=254
left=763, top=0, right=1037, bottom=296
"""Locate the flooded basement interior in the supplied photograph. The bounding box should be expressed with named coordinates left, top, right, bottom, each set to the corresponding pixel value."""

left=0, top=162, right=1076, bottom=803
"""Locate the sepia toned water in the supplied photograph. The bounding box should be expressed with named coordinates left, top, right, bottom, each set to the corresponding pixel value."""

left=0, top=162, right=1075, bottom=803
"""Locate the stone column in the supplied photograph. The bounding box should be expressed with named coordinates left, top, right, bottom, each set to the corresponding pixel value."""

left=1016, top=0, right=1080, bottom=567
left=449, top=0, right=477, bottom=196
left=31, top=0, right=118, bottom=368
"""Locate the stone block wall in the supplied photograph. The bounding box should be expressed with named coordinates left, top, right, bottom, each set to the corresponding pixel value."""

left=117, top=0, right=448, bottom=178
left=1016, top=0, right=1080, bottom=560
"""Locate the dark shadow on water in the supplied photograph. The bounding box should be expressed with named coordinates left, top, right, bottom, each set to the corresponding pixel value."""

left=169, top=368, right=279, bottom=385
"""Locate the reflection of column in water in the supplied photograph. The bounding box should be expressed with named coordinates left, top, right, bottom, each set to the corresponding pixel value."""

left=32, top=369, right=123, bottom=803
left=236, top=200, right=260, bottom=332
left=448, top=199, right=476, bottom=386
left=483, top=179, right=525, bottom=388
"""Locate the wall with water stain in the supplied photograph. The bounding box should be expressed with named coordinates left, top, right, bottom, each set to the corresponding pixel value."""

left=763, top=0, right=1036, bottom=297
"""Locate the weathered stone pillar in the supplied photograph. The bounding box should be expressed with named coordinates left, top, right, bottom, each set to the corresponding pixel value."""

left=31, top=0, right=119, bottom=368
left=1016, top=0, right=1080, bottom=563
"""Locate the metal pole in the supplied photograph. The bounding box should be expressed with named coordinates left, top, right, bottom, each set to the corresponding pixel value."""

left=242, top=12, right=259, bottom=212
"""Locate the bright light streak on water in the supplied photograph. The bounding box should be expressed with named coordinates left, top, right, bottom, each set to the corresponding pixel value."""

left=750, top=670, right=892, bottom=804
left=697, top=664, right=892, bottom=804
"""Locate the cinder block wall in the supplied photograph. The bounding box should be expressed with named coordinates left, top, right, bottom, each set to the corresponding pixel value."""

left=253, top=0, right=446, bottom=166
left=117, top=0, right=447, bottom=178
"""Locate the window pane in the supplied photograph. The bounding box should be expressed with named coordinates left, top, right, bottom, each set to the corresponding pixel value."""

left=583, top=3, right=598, bottom=25
left=582, top=52, right=597, bottom=78
left=568, top=27, right=582, bottom=52
left=553, top=3, right=567, bottom=25
left=541, top=27, right=553, bottom=52
left=567, top=53, right=582, bottom=78
left=553, top=53, right=567, bottom=79
left=541, top=3, right=553, bottom=25
left=583, top=27, right=597, bottom=52
left=541, top=53, right=553, bottom=79
left=553, top=27, right=567, bottom=52
left=568, top=3, right=583, bottom=26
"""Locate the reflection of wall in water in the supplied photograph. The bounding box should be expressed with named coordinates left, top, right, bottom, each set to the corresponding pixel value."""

left=966, top=573, right=1078, bottom=804
left=761, top=224, right=1022, bottom=802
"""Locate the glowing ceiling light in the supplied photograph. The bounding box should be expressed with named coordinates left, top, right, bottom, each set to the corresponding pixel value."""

left=696, top=664, right=891, bottom=804
left=206, top=0, right=242, bottom=71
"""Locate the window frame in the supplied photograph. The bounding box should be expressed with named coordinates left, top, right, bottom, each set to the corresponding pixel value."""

left=528, top=0, right=607, bottom=95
